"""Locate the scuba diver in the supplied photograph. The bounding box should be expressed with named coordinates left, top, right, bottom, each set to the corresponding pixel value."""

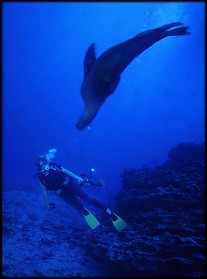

left=35, top=148, right=127, bottom=232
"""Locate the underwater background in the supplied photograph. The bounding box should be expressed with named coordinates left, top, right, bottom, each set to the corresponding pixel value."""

left=3, top=2, right=205, bottom=277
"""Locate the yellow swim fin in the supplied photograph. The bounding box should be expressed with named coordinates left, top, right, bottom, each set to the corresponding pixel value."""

left=83, top=208, right=100, bottom=229
left=110, top=212, right=127, bottom=232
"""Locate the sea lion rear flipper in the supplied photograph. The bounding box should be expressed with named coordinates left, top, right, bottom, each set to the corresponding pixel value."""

left=84, top=43, right=96, bottom=76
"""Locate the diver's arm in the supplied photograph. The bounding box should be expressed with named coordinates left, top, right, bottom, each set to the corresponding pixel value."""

left=61, top=167, right=104, bottom=186
left=61, top=167, right=84, bottom=184
left=39, top=181, right=50, bottom=209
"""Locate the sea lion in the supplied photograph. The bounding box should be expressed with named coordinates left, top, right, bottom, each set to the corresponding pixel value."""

left=76, top=22, right=190, bottom=130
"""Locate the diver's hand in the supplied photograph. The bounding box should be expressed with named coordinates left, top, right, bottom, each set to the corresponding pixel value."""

left=49, top=202, right=55, bottom=209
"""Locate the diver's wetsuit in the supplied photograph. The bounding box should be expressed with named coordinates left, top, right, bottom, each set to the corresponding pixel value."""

left=38, top=163, right=107, bottom=212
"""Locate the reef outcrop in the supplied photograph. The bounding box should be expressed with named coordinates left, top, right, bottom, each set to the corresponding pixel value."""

left=87, top=142, right=205, bottom=276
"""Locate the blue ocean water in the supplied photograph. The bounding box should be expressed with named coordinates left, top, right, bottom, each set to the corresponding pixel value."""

left=3, top=2, right=205, bottom=189
left=2, top=2, right=205, bottom=277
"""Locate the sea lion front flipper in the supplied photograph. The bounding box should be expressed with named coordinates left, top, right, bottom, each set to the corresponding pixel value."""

left=95, top=75, right=120, bottom=97
left=84, top=43, right=96, bottom=76
left=107, top=75, right=120, bottom=94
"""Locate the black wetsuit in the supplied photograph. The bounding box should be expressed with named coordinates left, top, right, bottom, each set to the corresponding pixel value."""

left=38, top=163, right=107, bottom=212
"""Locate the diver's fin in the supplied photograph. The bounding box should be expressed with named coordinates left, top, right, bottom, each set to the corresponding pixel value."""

left=84, top=208, right=100, bottom=229
left=110, top=212, right=127, bottom=232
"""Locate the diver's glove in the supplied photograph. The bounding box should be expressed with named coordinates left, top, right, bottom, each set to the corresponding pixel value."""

left=49, top=202, right=55, bottom=209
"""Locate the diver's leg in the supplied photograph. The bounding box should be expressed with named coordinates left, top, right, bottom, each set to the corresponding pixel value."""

left=71, top=183, right=107, bottom=210
left=68, top=184, right=127, bottom=231
left=73, top=186, right=127, bottom=232
left=60, top=190, right=100, bottom=229
left=60, top=190, right=85, bottom=212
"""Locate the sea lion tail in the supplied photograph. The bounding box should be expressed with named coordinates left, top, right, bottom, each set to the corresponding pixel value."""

left=164, top=26, right=191, bottom=37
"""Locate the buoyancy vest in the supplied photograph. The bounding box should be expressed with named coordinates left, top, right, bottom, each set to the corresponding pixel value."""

left=38, top=163, right=70, bottom=191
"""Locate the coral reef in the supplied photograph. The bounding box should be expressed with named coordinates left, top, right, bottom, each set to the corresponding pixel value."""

left=89, top=142, right=205, bottom=276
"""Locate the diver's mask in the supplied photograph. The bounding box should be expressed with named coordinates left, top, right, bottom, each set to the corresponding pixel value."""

left=35, top=148, right=57, bottom=174
left=39, top=160, right=49, bottom=172
left=35, top=157, right=49, bottom=173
